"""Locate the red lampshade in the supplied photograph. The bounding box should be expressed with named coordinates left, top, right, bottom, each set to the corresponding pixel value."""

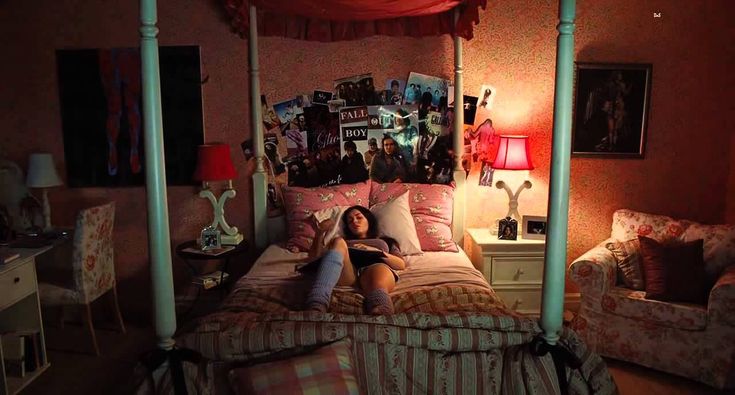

left=491, top=135, right=534, bottom=170
left=193, top=144, right=238, bottom=181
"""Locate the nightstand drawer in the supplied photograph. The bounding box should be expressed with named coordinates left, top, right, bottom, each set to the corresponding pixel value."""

left=0, top=261, right=37, bottom=310
left=495, top=288, right=541, bottom=314
left=489, top=256, right=544, bottom=285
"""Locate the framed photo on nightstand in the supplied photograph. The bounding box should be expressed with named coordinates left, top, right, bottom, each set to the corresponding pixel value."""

left=200, top=226, right=221, bottom=251
left=522, top=215, right=547, bottom=240
left=498, top=217, right=518, bottom=240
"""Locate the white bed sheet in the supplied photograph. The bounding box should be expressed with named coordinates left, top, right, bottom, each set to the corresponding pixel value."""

left=242, top=244, right=492, bottom=294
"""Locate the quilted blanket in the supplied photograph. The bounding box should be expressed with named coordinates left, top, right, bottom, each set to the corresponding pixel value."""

left=171, top=282, right=617, bottom=394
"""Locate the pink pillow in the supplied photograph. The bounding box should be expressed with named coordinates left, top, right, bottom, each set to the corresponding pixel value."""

left=369, top=182, right=457, bottom=252
left=282, top=182, right=371, bottom=251
left=229, top=338, right=359, bottom=395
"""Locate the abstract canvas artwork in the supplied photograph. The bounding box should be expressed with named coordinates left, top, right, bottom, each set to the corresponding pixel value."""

left=56, top=46, right=204, bottom=187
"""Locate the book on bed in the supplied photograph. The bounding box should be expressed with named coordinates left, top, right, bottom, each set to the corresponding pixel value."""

left=346, top=247, right=385, bottom=263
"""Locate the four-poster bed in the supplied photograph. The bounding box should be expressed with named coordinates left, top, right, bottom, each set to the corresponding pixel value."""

left=137, top=0, right=615, bottom=393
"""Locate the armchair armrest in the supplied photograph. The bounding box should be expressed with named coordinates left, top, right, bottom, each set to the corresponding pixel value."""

left=708, top=265, right=735, bottom=326
left=569, top=240, right=618, bottom=299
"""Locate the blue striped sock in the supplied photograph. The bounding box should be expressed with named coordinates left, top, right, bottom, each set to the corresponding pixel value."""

left=305, top=250, right=344, bottom=312
left=364, top=289, right=394, bottom=315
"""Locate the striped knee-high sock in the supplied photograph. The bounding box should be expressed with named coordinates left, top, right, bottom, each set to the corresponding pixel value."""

left=364, top=289, right=394, bottom=315
left=305, top=250, right=344, bottom=312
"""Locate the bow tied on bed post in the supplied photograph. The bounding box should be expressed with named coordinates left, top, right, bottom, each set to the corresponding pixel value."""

left=193, top=143, right=244, bottom=246
left=529, top=335, right=584, bottom=394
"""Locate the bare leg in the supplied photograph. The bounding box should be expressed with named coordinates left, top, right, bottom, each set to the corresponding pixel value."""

left=359, top=264, right=396, bottom=293
left=327, top=237, right=357, bottom=286
left=359, top=264, right=396, bottom=314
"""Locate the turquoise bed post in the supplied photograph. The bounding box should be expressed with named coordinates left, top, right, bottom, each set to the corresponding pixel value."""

left=452, top=7, right=466, bottom=246
left=249, top=3, right=268, bottom=250
left=140, top=0, right=177, bottom=351
left=540, top=0, right=576, bottom=345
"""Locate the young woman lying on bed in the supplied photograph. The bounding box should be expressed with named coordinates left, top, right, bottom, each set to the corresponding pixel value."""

left=304, top=205, right=405, bottom=315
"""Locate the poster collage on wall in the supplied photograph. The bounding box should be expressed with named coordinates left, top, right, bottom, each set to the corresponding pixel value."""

left=243, top=72, right=499, bottom=216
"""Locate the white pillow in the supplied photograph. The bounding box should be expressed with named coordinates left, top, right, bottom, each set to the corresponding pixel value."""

left=312, top=192, right=423, bottom=255
left=370, top=191, right=423, bottom=256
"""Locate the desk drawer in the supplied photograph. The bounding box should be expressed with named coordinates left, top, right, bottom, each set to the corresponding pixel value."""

left=495, top=288, right=542, bottom=315
left=0, top=261, right=37, bottom=310
left=490, top=256, right=544, bottom=285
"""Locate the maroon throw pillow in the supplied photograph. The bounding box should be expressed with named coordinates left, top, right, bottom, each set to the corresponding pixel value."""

left=638, top=236, right=667, bottom=298
left=638, top=236, right=709, bottom=304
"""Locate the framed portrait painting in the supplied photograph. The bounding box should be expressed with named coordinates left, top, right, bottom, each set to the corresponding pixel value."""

left=571, top=63, right=652, bottom=158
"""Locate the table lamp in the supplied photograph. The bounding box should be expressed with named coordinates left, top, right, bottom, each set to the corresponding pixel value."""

left=491, top=135, right=534, bottom=221
left=193, top=144, right=243, bottom=246
left=26, top=153, right=63, bottom=231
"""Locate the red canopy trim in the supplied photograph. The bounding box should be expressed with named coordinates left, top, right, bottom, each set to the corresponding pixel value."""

left=223, top=0, right=487, bottom=42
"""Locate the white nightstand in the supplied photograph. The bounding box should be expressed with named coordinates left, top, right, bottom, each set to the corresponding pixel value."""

left=466, top=228, right=545, bottom=315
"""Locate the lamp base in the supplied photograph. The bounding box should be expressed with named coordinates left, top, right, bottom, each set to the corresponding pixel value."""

left=221, top=233, right=243, bottom=246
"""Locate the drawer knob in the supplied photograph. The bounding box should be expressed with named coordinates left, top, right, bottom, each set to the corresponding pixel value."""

left=14, top=277, right=20, bottom=283
left=513, top=298, right=524, bottom=309
left=513, top=268, right=525, bottom=280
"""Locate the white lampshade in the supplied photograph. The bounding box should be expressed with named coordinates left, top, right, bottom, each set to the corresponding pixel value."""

left=27, top=153, right=63, bottom=188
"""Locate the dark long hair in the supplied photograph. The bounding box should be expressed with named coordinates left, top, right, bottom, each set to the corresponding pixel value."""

left=342, top=206, right=378, bottom=239
left=341, top=206, right=400, bottom=251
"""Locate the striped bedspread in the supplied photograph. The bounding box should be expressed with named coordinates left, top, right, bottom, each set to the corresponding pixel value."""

left=174, top=282, right=616, bottom=394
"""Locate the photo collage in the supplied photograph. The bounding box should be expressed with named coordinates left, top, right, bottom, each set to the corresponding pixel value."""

left=244, top=72, right=493, bottom=215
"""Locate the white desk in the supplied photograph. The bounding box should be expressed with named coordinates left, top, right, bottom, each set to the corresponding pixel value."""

left=0, top=246, right=53, bottom=395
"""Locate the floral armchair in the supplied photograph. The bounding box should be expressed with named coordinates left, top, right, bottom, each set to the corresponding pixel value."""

left=569, top=209, right=735, bottom=389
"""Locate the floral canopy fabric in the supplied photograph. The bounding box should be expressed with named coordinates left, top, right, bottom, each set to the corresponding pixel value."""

left=223, top=0, right=487, bottom=41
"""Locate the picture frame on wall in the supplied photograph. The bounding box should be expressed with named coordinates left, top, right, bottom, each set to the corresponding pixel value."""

left=56, top=46, right=205, bottom=187
left=522, top=215, right=547, bottom=240
left=571, top=63, right=652, bottom=158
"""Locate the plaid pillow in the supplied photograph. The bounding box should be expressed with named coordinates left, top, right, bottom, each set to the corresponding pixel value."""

left=229, top=338, right=360, bottom=395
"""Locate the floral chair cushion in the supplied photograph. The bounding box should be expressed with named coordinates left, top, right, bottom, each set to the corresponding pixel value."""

left=38, top=282, right=79, bottom=305
left=600, top=287, right=707, bottom=330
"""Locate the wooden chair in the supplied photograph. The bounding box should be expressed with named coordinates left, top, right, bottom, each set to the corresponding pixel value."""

left=38, top=202, right=125, bottom=355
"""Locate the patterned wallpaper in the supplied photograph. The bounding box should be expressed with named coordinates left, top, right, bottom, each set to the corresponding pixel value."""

left=729, top=132, right=735, bottom=224
left=1, top=0, right=733, bottom=315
